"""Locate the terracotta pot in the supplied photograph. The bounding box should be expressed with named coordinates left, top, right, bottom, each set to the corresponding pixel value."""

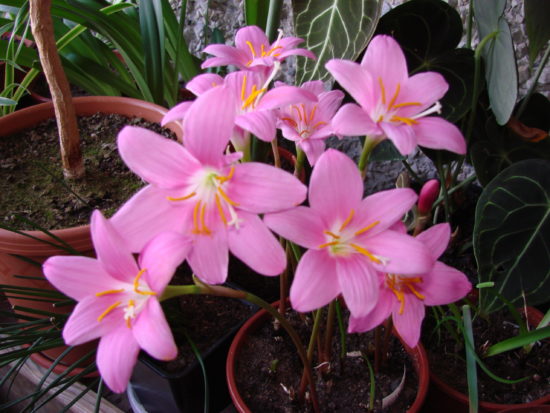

left=0, top=96, right=183, bottom=368
left=226, top=301, right=430, bottom=412
left=425, top=306, right=550, bottom=412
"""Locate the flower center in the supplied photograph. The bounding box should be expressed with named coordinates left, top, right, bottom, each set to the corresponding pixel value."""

left=281, top=104, right=327, bottom=140
left=240, top=74, right=266, bottom=110
left=245, top=41, right=282, bottom=66
left=318, top=209, right=382, bottom=262
left=373, top=77, right=424, bottom=126
left=386, top=274, right=425, bottom=315
left=166, top=166, right=241, bottom=235
left=95, top=268, right=157, bottom=328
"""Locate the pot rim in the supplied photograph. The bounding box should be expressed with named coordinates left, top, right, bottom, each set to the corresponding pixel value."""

left=226, top=300, right=430, bottom=413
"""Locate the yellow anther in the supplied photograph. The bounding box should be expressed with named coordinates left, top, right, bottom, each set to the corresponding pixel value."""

left=299, top=129, right=311, bottom=137
left=95, top=289, right=124, bottom=297
left=215, top=194, right=228, bottom=226
left=218, top=186, right=239, bottom=206
left=391, top=116, right=418, bottom=126
left=192, top=200, right=202, bottom=233
left=97, top=301, right=121, bottom=322
left=266, top=46, right=282, bottom=56
left=216, top=166, right=235, bottom=183
left=309, top=105, right=318, bottom=122
left=319, top=241, right=339, bottom=249
left=200, top=202, right=211, bottom=234
left=387, top=83, right=401, bottom=110
left=349, top=243, right=381, bottom=264
left=312, top=121, right=327, bottom=130
left=241, top=75, right=247, bottom=101
left=282, top=117, right=298, bottom=128
left=377, top=115, right=384, bottom=123
left=166, top=191, right=196, bottom=202
left=125, top=300, right=135, bottom=328
left=246, top=41, right=256, bottom=57
left=387, top=275, right=425, bottom=315
left=293, top=105, right=302, bottom=121
left=392, top=101, right=422, bottom=109
left=133, top=268, right=147, bottom=291
left=354, top=220, right=380, bottom=236
left=260, top=43, right=266, bottom=56
left=378, top=77, right=387, bottom=105
left=339, top=209, right=355, bottom=232
left=324, top=230, right=341, bottom=239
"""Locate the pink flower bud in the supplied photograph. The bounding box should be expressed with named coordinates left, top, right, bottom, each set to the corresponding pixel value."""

left=418, top=179, right=440, bottom=215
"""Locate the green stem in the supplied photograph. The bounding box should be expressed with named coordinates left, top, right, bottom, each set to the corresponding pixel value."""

left=465, top=31, right=499, bottom=144
left=322, top=300, right=336, bottom=363
left=401, top=159, right=421, bottom=182
left=358, top=136, right=380, bottom=178
left=294, top=145, right=306, bottom=179
left=161, top=283, right=320, bottom=412
left=271, top=138, right=281, bottom=168
left=335, top=300, right=347, bottom=359
left=436, top=160, right=451, bottom=223
left=516, top=44, right=550, bottom=119
left=433, top=173, right=476, bottom=208
left=265, top=0, right=282, bottom=42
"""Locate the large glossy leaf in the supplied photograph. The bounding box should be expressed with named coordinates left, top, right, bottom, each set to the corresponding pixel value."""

left=525, top=0, right=550, bottom=65
left=473, top=0, right=517, bottom=126
left=474, top=159, right=550, bottom=314
left=293, top=0, right=382, bottom=84
left=375, top=0, right=474, bottom=123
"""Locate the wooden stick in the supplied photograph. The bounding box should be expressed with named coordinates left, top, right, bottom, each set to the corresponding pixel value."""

left=29, top=0, right=84, bottom=180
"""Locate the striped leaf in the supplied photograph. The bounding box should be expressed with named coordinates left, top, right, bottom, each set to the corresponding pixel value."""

left=293, top=0, right=382, bottom=84
left=474, top=159, right=550, bottom=314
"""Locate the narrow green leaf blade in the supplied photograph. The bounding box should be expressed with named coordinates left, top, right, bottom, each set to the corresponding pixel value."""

left=293, top=0, right=382, bottom=84
left=524, top=0, right=550, bottom=65
left=474, top=159, right=550, bottom=313
left=485, top=325, right=550, bottom=357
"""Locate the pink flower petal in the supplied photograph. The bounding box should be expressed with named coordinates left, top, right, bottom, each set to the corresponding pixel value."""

left=317, top=89, right=345, bottom=118
left=336, top=255, right=379, bottom=318
left=264, top=207, right=326, bottom=249
left=380, top=122, right=417, bottom=155
left=235, top=110, right=276, bottom=142
left=228, top=212, right=286, bottom=276
left=392, top=295, right=425, bottom=348
left=43, top=256, right=117, bottom=301
left=299, top=138, right=326, bottom=166
left=96, top=327, right=140, bottom=393
left=278, top=48, right=316, bottom=60
left=274, top=36, right=305, bottom=49
left=184, top=86, right=236, bottom=165
left=354, top=188, right=418, bottom=236
left=161, top=101, right=193, bottom=126
left=416, top=223, right=450, bottom=260
left=229, top=162, right=307, bottom=213
left=414, top=117, right=467, bottom=155
left=325, top=59, right=374, bottom=109
left=201, top=44, right=248, bottom=69
left=308, top=149, right=363, bottom=224
left=185, top=73, right=224, bottom=95
left=139, top=232, right=191, bottom=293
left=300, top=80, right=325, bottom=95
left=187, top=230, right=229, bottom=284
left=366, top=230, right=433, bottom=275
left=331, top=103, right=379, bottom=137
left=361, top=35, right=408, bottom=93
left=399, top=72, right=448, bottom=116
left=111, top=185, right=191, bottom=252
left=257, top=86, right=317, bottom=111
left=348, top=286, right=393, bottom=333
left=133, top=299, right=177, bottom=360
left=421, top=261, right=471, bottom=306
left=118, top=126, right=202, bottom=188
left=290, top=249, right=340, bottom=312
left=63, top=295, right=122, bottom=345
left=91, top=210, right=138, bottom=282
left=235, top=25, right=269, bottom=55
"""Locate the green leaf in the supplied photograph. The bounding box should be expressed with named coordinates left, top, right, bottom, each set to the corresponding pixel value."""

left=524, top=0, right=550, bottom=65
left=0, top=96, right=16, bottom=105
left=470, top=116, right=550, bottom=186
left=369, top=139, right=405, bottom=162
left=293, top=0, right=382, bottom=84
left=462, top=305, right=478, bottom=412
left=139, top=0, right=165, bottom=105
left=245, top=0, right=270, bottom=30
left=473, top=0, right=517, bottom=126
left=375, top=0, right=474, bottom=123
left=474, top=159, right=550, bottom=314
left=485, top=325, right=550, bottom=357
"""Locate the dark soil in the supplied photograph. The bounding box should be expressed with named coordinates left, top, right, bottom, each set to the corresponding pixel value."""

left=423, top=307, right=550, bottom=405
left=234, top=309, right=420, bottom=412
left=1, top=113, right=176, bottom=230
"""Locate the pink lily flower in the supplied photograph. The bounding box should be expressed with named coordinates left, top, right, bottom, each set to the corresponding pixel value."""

left=201, top=25, right=315, bottom=74
left=43, top=210, right=190, bottom=393
left=348, top=223, right=472, bottom=348
left=277, top=80, right=344, bottom=165
left=326, top=35, right=466, bottom=156
left=112, top=86, right=307, bottom=284
left=163, top=71, right=317, bottom=151
left=264, top=149, right=433, bottom=318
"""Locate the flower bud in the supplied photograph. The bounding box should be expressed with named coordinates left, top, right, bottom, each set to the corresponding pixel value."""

left=418, top=179, right=440, bottom=215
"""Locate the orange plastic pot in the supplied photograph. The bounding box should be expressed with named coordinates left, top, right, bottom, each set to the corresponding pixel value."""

left=0, top=96, right=183, bottom=368
left=226, top=301, right=430, bottom=412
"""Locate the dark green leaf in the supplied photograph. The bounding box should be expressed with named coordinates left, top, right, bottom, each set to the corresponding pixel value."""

left=524, top=0, right=550, bottom=65
left=293, top=0, right=382, bottom=84
left=369, top=139, right=405, bottom=162
left=474, top=159, right=550, bottom=313
left=245, top=0, right=270, bottom=30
